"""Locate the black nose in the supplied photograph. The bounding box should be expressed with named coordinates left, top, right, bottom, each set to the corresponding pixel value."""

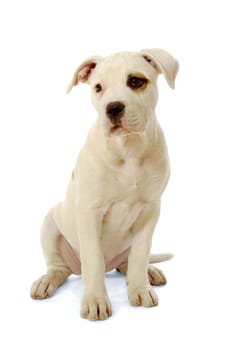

left=106, top=101, right=125, bottom=124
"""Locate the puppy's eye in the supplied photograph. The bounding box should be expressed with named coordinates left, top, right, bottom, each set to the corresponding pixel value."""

left=127, top=75, right=148, bottom=90
left=95, top=84, right=102, bottom=93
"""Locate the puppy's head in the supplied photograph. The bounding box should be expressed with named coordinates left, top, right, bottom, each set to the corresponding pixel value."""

left=67, top=49, right=179, bottom=137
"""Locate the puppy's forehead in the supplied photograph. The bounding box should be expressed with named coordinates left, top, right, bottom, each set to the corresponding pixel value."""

left=91, top=52, right=156, bottom=82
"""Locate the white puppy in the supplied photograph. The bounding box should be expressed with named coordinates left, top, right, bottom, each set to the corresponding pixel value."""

left=31, top=48, right=179, bottom=321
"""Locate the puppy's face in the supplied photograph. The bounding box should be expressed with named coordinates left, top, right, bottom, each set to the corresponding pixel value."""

left=67, top=49, right=179, bottom=137
left=89, top=52, right=158, bottom=136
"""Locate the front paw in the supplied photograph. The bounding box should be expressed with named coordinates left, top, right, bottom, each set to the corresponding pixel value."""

left=81, top=293, right=112, bottom=321
left=128, top=285, right=158, bottom=307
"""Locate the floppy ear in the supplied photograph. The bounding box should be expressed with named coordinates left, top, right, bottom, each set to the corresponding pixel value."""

left=140, top=48, right=179, bottom=89
left=67, top=56, right=103, bottom=93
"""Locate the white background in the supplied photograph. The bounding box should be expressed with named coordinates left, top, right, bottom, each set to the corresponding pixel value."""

left=1, top=0, right=233, bottom=348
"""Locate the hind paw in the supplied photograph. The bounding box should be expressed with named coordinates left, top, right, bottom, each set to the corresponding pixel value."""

left=30, top=271, right=69, bottom=299
left=148, top=265, right=167, bottom=286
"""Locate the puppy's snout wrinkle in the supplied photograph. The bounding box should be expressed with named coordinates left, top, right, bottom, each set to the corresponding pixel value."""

left=106, top=101, right=125, bottom=125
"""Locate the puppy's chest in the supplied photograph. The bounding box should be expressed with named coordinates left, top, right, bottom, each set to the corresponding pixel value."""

left=111, top=157, right=159, bottom=201
left=102, top=158, right=160, bottom=237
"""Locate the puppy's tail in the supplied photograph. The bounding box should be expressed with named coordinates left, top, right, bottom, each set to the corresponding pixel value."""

left=149, top=253, right=174, bottom=264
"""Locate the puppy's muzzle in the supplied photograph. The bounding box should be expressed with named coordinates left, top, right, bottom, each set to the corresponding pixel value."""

left=106, top=101, right=125, bottom=126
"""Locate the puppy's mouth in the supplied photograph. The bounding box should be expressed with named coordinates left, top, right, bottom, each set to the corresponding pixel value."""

left=109, top=122, right=130, bottom=135
left=111, top=124, right=123, bottom=132
left=105, top=115, right=142, bottom=136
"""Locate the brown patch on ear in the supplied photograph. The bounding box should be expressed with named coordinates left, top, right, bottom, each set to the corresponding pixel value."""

left=142, top=55, right=159, bottom=71
left=71, top=169, right=75, bottom=181
left=141, top=49, right=179, bottom=89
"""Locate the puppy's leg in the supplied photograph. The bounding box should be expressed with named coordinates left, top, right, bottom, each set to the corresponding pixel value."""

left=30, top=208, right=72, bottom=299
left=127, top=204, right=161, bottom=307
left=77, top=206, right=112, bottom=321
left=116, top=261, right=167, bottom=286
